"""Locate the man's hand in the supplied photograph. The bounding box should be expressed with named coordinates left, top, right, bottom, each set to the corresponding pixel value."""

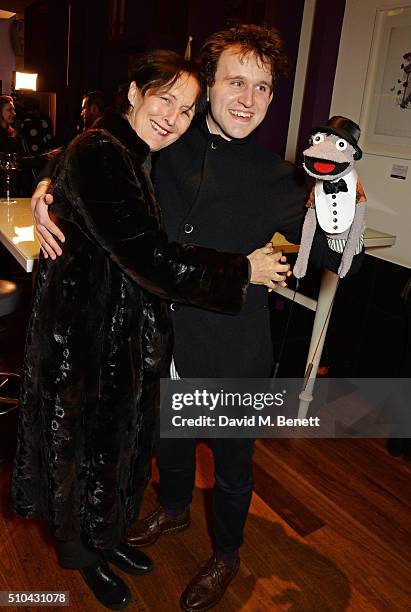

left=247, top=246, right=291, bottom=290
left=31, top=180, right=65, bottom=259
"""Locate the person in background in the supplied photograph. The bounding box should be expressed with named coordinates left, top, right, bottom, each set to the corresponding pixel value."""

left=11, top=49, right=288, bottom=611
left=80, top=90, right=106, bottom=130
left=0, top=95, right=22, bottom=153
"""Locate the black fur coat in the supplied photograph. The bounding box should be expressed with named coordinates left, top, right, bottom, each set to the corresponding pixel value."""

left=11, top=112, right=249, bottom=549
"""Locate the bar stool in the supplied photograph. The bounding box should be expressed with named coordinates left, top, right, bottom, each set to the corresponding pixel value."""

left=0, top=279, right=21, bottom=462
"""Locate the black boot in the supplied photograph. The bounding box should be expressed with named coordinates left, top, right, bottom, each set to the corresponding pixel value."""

left=102, top=543, right=153, bottom=575
left=80, top=558, right=131, bottom=610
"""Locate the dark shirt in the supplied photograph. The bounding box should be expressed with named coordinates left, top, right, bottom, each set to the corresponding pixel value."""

left=0, top=126, right=24, bottom=154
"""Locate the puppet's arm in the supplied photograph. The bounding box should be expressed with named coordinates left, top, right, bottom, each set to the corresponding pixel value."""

left=293, top=206, right=317, bottom=279
left=338, top=204, right=366, bottom=278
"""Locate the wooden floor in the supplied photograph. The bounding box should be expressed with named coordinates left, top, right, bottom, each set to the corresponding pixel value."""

left=1, top=438, right=410, bottom=612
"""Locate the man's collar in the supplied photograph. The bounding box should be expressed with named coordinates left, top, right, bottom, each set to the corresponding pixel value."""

left=200, top=114, right=255, bottom=146
left=205, top=114, right=231, bottom=142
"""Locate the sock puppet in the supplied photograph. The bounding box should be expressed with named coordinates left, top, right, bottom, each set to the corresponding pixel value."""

left=293, top=116, right=366, bottom=279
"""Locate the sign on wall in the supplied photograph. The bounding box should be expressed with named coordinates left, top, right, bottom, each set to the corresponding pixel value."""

left=360, top=6, right=411, bottom=159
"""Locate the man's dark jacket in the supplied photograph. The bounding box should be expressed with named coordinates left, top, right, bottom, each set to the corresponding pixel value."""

left=155, top=118, right=308, bottom=377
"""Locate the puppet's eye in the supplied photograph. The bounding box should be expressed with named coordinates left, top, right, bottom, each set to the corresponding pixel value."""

left=312, top=133, right=325, bottom=144
left=336, top=138, right=348, bottom=151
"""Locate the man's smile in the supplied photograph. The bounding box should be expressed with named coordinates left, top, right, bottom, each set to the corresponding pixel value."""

left=228, top=109, right=253, bottom=121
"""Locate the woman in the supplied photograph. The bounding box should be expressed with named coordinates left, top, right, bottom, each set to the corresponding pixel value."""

left=0, top=95, right=21, bottom=153
left=11, top=50, right=281, bottom=610
left=0, top=95, right=23, bottom=198
left=0, top=94, right=55, bottom=194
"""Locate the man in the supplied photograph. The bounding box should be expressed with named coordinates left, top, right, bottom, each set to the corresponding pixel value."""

left=32, top=25, right=307, bottom=611
left=80, top=90, right=106, bottom=130
left=127, top=25, right=307, bottom=611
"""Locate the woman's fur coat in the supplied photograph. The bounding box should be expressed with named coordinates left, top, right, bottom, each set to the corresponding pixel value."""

left=11, top=112, right=249, bottom=548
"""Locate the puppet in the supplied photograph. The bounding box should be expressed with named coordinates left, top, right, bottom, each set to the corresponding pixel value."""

left=293, top=116, right=366, bottom=279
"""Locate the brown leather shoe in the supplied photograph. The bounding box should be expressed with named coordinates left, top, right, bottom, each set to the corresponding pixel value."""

left=179, top=555, right=240, bottom=611
left=125, top=506, right=190, bottom=548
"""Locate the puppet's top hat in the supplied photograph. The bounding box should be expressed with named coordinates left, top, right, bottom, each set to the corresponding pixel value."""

left=310, top=115, right=363, bottom=160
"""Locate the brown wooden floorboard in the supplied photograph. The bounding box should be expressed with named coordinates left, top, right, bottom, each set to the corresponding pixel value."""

left=256, top=439, right=411, bottom=560
left=252, top=457, right=325, bottom=537
left=0, top=437, right=410, bottom=611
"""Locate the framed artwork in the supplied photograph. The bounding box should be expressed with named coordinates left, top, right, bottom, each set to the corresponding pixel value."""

left=359, top=5, right=411, bottom=159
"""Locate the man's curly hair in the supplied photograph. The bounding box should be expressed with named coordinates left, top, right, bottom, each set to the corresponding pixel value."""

left=200, top=23, right=289, bottom=91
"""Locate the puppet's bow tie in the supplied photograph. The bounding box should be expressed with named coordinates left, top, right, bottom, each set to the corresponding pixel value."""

left=323, top=178, right=348, bottom=195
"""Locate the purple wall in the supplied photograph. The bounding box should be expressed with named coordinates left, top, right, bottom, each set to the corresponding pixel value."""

left=296, top=0, right=346, bottom=163
left=23, top=0, right=345, bottom=155
left=255, top=0, right=305, bottom=155
left=0, top=20, right=16, bottom=95
left=186, top=1, right=226, bottom=56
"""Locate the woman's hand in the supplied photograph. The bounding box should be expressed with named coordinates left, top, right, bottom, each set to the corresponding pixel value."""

left=247, top=246, right=291, bottom=290
left=31, top=180, right=65, bottom=259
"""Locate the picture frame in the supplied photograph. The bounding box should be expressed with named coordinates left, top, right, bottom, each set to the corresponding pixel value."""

left=359, top=5, right=411, bottom=159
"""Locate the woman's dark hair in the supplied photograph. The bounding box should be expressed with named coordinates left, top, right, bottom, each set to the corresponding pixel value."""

left=0, top=95, right=13, bottom=113
left=200, top=23, right=289, bottom=90
left=117, top=49, right=207, bottom=116
left=0, top=95, right=17, bottom=138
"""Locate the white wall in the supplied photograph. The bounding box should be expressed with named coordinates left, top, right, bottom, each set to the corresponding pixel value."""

left=330, top=0, right=411, bottom=269
left=0, top=19, right=16, bottom=94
